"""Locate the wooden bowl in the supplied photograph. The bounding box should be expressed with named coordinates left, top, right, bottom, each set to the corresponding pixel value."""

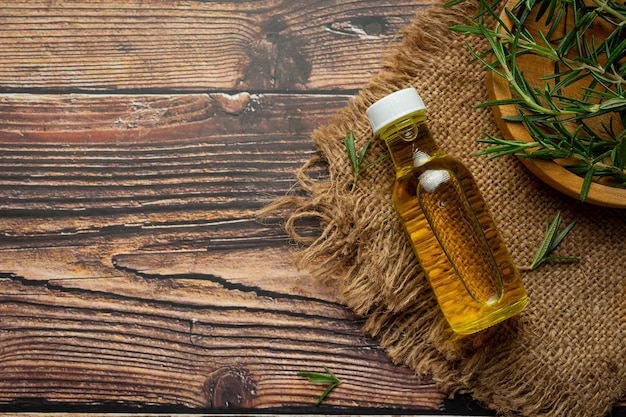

left=485, top=1, right=626, bottom=208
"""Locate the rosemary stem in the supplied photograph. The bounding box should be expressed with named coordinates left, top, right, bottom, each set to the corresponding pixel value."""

left=505, top=72, right=575, bottom=116
left=454, top=0, right=626, bottom=198
left=590, top=0, right=626, bottom=23
left=493, top=29, right=626, bottom=87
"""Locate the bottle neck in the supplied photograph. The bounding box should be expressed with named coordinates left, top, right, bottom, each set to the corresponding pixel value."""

left=377, top=110, right=442, bottom=175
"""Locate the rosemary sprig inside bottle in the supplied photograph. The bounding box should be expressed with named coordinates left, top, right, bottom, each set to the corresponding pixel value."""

left=447, top=0, right=626, bottom=201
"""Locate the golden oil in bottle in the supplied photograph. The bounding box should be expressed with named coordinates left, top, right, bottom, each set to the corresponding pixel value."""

left=366, top=88, right=527, bottom=335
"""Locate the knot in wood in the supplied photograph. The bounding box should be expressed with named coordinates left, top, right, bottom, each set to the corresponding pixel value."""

left=203, top=367, right=256, bottom=408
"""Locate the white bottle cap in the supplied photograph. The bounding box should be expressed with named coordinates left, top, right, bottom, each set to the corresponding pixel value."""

left=366, top=87, right=426, bottom=134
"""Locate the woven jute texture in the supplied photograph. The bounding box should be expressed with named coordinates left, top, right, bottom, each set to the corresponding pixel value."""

left=263, top=1, right=626, bottom=415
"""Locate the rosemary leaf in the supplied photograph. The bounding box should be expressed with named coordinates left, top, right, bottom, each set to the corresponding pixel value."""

left=357, top=140, right=371, bottom=168
left=344, top=131, right=357, bottom=167
left=552, top=215, right=577, bottom=250
left=297, top=372, right=330, bottom=380
left=475, top=133, right=539, bottom=159
left=611, top=137, right=626, bottom=170
left=360, top=153, right=389, bottom=174
left=297, top=366, right=342, bottom=406
left=530, top=211, right=580, bottom=269
left=443, top=0, right=467, bottom=7
left=343, top=130, right=388, bottom=189
left=530, top=212, right=561, bottom=269
left=580, top=165, right=595, bottom=202
left=475, top=98, right=526, bottom=108
left=316, top=384, right=337, bottom=406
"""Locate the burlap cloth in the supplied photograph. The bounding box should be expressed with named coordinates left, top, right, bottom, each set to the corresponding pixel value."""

left=262, top=1, right=626, bottom=415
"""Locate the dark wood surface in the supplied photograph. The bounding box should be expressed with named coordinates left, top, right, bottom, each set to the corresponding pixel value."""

left=0, top=1, right=622, bottom=416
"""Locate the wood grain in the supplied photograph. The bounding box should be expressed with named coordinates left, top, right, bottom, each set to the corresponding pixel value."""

left=0, top=0, right=436, bottom=92
left=0, top=0, right=624, bottom=414
left=0, top=253, right=443, bottom=410
left=0, top=94, right=445, bottom=411
left=0, top=93, right=333, bottom=231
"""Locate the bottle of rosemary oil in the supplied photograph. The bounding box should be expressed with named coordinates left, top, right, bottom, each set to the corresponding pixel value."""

left=366, top=87, right=528, bottom=335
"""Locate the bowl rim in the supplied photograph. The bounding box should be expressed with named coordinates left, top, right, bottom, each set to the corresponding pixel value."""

left=485, top=2, right=626, bottom=209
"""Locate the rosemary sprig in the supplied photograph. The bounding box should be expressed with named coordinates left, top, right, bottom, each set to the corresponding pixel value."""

left=297, top=366, right=342, bottom=405
left=343, top=130, right=389, bottom=189
left=530, top=211, right=580, bottom=269
left=447, top=0, right=626, bottom=201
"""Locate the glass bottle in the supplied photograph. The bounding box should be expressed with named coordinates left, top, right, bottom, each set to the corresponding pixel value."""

left=366, top=88, right=528, bottom=335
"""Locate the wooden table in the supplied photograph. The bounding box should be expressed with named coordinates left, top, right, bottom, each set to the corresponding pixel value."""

left=0, top=1, right=622, bottom=416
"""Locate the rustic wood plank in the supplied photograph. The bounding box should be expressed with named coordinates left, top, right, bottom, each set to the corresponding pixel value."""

left=0, top=0, right=437, bottom=92
left=0, top=93, right=446, bottom=411
left=0, top=252, right=444, bottom=410
left=0, top=93, right=335, bottom=234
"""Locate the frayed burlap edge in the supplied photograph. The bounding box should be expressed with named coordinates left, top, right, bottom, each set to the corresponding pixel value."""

left=258, top=1, right=626, bottom=416
left=259, top=0, right=506, bottom=403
